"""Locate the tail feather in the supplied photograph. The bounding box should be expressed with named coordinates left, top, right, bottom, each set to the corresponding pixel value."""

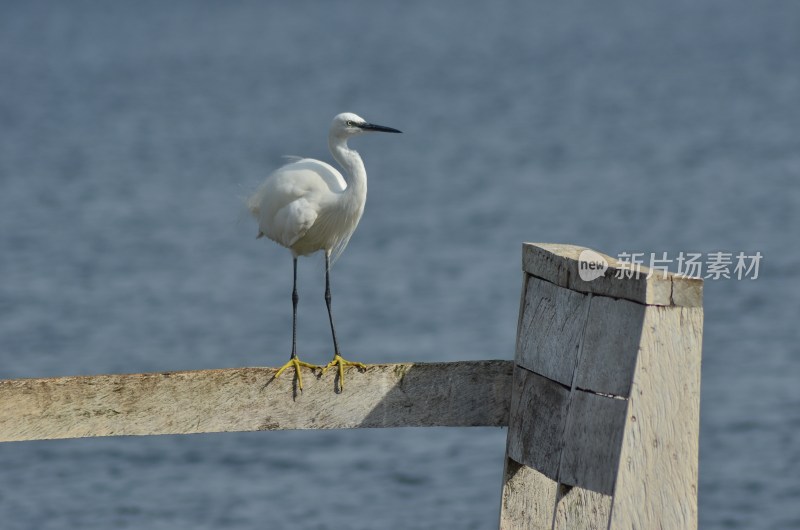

left=246, top=194, right=260, bottom=217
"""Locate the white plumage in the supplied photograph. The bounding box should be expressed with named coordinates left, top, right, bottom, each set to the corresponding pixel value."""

left=247, top=112, right=401, bottom=391
left=248, top=157, right=357, bottom=263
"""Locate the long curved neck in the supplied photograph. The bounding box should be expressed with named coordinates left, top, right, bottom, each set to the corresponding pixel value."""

left=329, top=134, right=367, bottom=200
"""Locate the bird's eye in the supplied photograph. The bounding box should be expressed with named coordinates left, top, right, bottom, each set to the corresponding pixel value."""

left=346, top=120, right=355, bottom=127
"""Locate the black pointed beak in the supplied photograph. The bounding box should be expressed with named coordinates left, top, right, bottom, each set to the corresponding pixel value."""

left=359, top=122, right=402, bottom=134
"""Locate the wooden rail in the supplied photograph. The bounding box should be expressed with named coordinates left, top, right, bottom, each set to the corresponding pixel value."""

left=0, top=361, right=512, bottom=442
left=0, top=243, right=704, bottom=529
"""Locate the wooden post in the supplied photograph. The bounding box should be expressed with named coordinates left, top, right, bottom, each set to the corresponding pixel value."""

left=499, top=243, right=703, bottom=530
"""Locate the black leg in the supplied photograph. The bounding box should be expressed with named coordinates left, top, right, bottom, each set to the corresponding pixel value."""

left=324, top=251, right=341, bottom=356
left=291, top=257, right=298, bottom=359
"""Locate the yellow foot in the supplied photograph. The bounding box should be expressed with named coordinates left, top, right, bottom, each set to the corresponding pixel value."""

left=321, top=354, right=367, bottom=391
left=274, top=356, right=321, bottom=391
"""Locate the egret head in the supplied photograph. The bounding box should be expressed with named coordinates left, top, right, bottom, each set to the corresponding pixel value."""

left=330, top=112, right=402, bottom=138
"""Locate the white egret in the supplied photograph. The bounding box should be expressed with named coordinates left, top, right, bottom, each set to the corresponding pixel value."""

left=247, top=112, right=401, bottom=391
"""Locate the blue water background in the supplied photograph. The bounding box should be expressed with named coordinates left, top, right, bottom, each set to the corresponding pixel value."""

left=1, top=1, right=799, bottom=528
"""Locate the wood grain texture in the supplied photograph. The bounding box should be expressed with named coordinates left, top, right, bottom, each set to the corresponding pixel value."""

left=0, top=361, right=513, bottom=443
left=553, top=484, right=612, bottom=530
left=506, top=366, right=570, bottom=482
left=575, top=295, right=645, bottom=397
left=516, top=276, right=589, bottom=387
left=609, top=307, right=703, bottom=530
left=559, top=390, right=629, bottom=496
left=522, top=243, right=703, bottom=307
left=499, top=457, right=558, bottom=530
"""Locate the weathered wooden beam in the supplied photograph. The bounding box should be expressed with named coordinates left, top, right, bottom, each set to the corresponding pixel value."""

left=522, top=242, right=703, bottom=307
left=0, top=360, right=513, bottom=443
left=500, top=243, right=703, bottom=530
left=609, top=305, right=703, bottom=529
